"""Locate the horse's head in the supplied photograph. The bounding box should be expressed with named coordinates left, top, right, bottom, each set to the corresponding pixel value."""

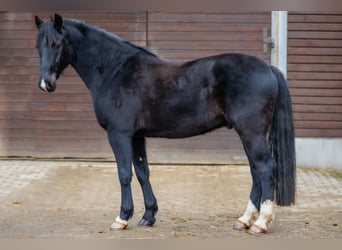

left=35, top=13, right=70, bottom=92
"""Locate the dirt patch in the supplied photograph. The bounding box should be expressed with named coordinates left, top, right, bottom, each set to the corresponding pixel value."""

left=0, top=161, right=341, bottom=239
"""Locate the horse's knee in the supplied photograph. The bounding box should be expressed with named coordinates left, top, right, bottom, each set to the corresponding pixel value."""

left=118, top=172, right=132, bottom=186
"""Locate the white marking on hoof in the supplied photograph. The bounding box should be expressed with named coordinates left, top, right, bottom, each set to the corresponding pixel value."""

left=253, top=200, right=275, bottom=231
left=238, top=199, right=259, bottom=227
left=248, top=224, right=267, bottom=235
left=40, top=79, right=48, bottom=92
left=110, top=216, right=128, bottom=230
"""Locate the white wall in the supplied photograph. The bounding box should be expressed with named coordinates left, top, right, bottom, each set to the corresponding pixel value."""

left=295, top=138, right=342, bottom=170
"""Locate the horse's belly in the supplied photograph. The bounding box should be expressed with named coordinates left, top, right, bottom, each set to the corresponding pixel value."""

left=140, top=115, right=226, bottom=139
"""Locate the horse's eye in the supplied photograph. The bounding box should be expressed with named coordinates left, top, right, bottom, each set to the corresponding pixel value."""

left=51, top=41, right=61, bottom=49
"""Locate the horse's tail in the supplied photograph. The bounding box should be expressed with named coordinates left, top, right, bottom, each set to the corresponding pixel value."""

left=269, top=65, right=296, bottom=206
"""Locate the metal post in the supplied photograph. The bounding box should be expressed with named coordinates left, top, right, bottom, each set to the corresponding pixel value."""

left=271, top=11, right=288, bottom=77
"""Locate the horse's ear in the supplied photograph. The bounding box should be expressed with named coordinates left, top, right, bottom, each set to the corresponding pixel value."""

left=54, top=13, right=64, bottom=34
left=35, top=16, right=43, bottom=29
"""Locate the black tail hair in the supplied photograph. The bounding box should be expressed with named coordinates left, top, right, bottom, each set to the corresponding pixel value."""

left=269, top=65, right=296, bottom=206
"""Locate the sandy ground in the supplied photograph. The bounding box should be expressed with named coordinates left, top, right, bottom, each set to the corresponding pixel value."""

left=0, top=160, right=341, bottom=239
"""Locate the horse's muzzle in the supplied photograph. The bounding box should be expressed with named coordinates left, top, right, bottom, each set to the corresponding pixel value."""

left=39, top=78, right=56, bottom=92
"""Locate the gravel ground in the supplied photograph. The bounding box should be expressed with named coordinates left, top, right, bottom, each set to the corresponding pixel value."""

left=0, top=160, right=341, bottom=239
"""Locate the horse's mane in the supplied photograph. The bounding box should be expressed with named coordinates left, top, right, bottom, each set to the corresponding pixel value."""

left=64, top=19, right=157, bottom=58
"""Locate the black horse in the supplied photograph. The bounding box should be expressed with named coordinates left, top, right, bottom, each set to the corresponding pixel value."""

left=35, top=14, right=295, bottom=235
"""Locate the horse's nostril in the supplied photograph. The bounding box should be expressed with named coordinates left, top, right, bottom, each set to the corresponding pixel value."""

left=46, top=81, right=51, bottom=89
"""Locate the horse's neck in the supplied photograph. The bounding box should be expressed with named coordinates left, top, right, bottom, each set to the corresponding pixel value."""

left=66, top=24, right=134, bottom=93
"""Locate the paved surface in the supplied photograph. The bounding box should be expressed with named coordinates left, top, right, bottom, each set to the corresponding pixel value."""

left=0, top=160, right=341, bottom=239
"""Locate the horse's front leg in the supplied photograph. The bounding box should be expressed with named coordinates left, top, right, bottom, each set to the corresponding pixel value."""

left=107, top=130, right=134, bottom=230
left=132, top=137, right=158, bottom=227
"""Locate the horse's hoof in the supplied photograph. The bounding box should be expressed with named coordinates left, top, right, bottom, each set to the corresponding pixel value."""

left=110, top=216, right=128, bottom=230
left=138, top=218, right=155, bottom=227
left=233, top=220, right=249, bottom=231
left=248, top=224, right=266, bottom=235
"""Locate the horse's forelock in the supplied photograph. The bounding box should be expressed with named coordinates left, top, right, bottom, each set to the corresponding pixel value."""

left=38, top=21, right=64, bottom=45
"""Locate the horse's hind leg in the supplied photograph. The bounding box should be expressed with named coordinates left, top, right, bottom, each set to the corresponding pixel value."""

left=233, top=156, right=261, bottom=231
left=132, top=137, right=158, bottom=227
left=235, top=133, right=276, bottom=235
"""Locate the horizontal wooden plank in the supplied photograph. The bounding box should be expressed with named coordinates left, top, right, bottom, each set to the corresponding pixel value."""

left=288, top=55, right=342, bottom=64
left=290, top=88, right=342, bottom=97
left=33, top=94, right=92, bottom=103
left=0, top=30, right=145, bottom=41
left=0, top=138, right=34, bottom=147
left=0, top=22, right=35, bottom=31
left=289, top=14, right=342, bottom=23
left=80, top=22, right=147, bottom=32
left=148, top=31, right=264, bottom=41
left=0, top=39, right=146, bottom=49
left=32, top=102, right=93, bottom=112
left=0, top=66, right=39, bottom=75
left=288, top=39, right=342, bottom=48
left=0, top=119, right=35, bottom=129
left=0, top=128, right=35, bottom=138
left=288, top=63, right=342, bottom=72
left=0, top=82, right=89, bottom=94
left=0, top=103, right=31, bottom=112
left=0, top=12, right=33, bottom=21
left=0, top=12, right=146, bottom=22
left=0, top=93, right=92, bottom=103
left=0, top=56, right=39, bottom=65
left=148, top=12, right=270, bottom=23
left=33, top=120, right=100, bottom=130
left=0, top=22, right=146, bottom=34
left=148, top=22, right=267, bottom=32
left=292, top=96, right=342, bottom=105
left=288, top=47, right=342, bottom=56
left=32, top=111, right=97, bottom=121
left=296, top=128, right=342, bottom=138
left=288, top=80, right=342, bottom=89
left=0, top=48, right=42, bottom=57
left=0, top=76, right=79, bottom=87
left=288, top=31, right=342, bottom=39
left=294, top=112, right=342, bottom=121
left=150, top=50, right=267, bottom=61
left=33, top=12, right=146, bottom=23
left=148, top=40, right=262, bottom=50
left=34, top=129, right=106, bottom=139
left=0, top=111, right=33, bottom=119
left=288, top=23, right=342, bottom=31
left=295, top=120, right=342, bottom=129
left=288, top=72, right=342, bottom=80
left=0, top=30, right=36, bottom=40
left=34, top=138, right=109, bottom=148
left=293, top=104, right=342, bottom=113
